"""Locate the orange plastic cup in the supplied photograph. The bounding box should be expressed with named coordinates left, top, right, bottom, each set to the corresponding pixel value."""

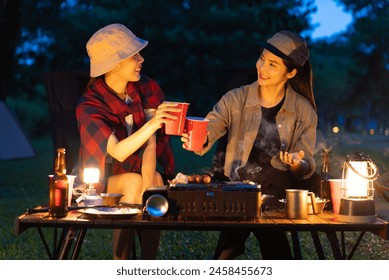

left=163, top=102, right=189, bottom=136
left=185, top=117, right=209, bottom=151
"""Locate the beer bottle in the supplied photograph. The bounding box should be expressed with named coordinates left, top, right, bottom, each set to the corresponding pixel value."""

left=320, top=149, right=332, bottom=210
left=49, top=148, right=69, bottom=217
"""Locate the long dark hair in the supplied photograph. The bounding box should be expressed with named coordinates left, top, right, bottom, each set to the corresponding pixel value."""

left=283, top=59, right=316, bottom=111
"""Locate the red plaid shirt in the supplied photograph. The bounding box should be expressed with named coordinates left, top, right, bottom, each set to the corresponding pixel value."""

left=76, top=75, right=175, bottom=183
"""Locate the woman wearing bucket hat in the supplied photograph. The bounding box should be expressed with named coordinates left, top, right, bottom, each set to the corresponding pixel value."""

left=76, top=23, right=180, bottom=259
left=181, top=31, right=320, bottom=259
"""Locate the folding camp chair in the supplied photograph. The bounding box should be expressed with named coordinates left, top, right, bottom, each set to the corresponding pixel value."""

left=44, top=71, right=89, bottom=173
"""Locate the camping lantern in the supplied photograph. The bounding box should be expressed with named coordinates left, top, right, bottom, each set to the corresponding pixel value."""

left=338, top=152, right=378, bottom=223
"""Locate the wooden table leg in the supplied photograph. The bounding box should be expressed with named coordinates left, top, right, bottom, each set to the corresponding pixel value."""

left=325, top=231, right=343, bottom=259
left=58, top=226, right=78, bottom=260
left=291, top=231, right=303, bottom=259
left=71, top=228, right=87, bottom=260
left=347, top=231, right=366, bottom=260
left=310, top=231, right=326, bottom=259
left=37, top=227, right=53, bottom=259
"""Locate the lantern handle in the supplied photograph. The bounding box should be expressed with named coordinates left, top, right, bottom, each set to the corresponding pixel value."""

left=345, top=159, right=379, bottom=180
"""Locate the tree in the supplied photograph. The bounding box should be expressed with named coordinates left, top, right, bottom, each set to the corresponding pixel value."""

left=336, top=0, right=389, bottom=131
left=11, top=0, right=315, bottom=136
left=310, top=36, right=357, bottom=132
left=0, top=0, right=21, bottom=101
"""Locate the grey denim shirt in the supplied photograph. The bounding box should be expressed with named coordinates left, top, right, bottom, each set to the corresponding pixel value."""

left=197, top=81, right=317, bottom=180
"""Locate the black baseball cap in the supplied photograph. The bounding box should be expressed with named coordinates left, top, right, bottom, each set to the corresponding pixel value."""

left=259, top=31, right=309, bottom=67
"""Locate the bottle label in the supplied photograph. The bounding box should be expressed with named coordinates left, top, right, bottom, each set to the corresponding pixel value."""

left=54, top=188, right=62, bottom=207
left=56, top=180, right=67, bottom=189
left=55, top=180, right=67, bottom=207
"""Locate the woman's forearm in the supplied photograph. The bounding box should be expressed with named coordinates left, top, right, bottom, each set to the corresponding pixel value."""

left=107, top=121, right=157, bottom=162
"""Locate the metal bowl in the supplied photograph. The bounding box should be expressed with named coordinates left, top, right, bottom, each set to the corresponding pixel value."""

left=99, top=193, right=123, bottom=206
left=308, top=199, right=329, bottom=214
left=279, top=198, right=329, bottom=215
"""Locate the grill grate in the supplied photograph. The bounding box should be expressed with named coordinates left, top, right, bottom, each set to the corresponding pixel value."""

left=167, top=182, right=262, bottom=218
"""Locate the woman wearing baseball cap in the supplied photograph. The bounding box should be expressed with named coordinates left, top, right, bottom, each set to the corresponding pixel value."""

left=182, top=31, right=320, bottom=259
left=76, top=23, right=180, bottom=259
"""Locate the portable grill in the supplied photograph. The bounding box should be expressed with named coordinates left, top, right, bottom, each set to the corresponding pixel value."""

left=143, top=181, right=262, bottom=219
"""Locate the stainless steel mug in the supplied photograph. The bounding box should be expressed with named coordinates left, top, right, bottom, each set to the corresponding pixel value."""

left=286, top=189, right=318, bottom=219
left=286, top=189, right=308, bottom=219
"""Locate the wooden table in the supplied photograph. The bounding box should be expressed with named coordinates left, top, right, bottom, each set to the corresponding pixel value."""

left=15, top=206, right=389, bottom=260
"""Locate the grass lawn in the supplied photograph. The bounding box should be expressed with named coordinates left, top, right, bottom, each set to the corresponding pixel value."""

left=1, top=133, right=389, bottom=260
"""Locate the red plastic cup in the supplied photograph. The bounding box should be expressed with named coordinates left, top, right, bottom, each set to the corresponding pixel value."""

left=329, top=179, right=343, bottom=214
left=185, top=117, right=209, bottom=151
left=163, top=102, right=190, bottom=135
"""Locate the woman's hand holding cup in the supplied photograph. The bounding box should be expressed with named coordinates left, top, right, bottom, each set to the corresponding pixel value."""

left=149, top=102, right=182, bottom=130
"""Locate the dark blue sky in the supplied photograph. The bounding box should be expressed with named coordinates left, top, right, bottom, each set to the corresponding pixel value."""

left=311, top=0, right=352, bottom=38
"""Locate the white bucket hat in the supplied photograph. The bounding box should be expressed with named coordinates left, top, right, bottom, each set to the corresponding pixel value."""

left=86, top=23, right=148, bottom=77
left=260, top=31, right=309, bottom=67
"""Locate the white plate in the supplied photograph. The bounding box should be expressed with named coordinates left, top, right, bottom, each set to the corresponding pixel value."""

left=78, top=207, right=142, bottom=218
